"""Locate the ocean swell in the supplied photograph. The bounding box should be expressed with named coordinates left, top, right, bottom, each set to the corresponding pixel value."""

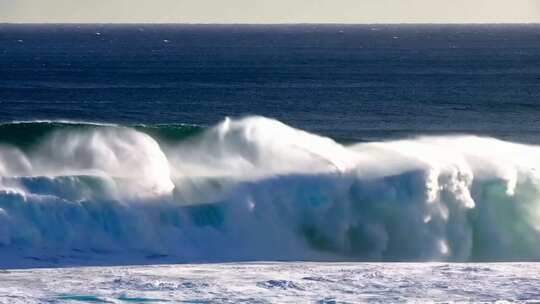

left=0, top=116, right=539, bottom=267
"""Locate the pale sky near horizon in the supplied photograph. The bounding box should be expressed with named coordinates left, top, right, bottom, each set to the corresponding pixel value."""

left=1, top=0, right=539, bottom=23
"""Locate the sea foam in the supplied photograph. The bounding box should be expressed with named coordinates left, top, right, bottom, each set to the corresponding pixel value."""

left=0, top=116, right=539, bottom=267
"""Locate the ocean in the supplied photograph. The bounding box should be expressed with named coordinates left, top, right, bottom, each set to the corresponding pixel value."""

left=2, top=24, right=540, bottom=142
left=1, top=24, right=540, bottom=302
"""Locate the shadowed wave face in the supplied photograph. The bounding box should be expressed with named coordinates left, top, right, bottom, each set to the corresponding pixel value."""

left=0, top=116, right=540, bottom=268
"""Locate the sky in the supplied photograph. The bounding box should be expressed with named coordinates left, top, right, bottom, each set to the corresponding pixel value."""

left=1, top=0, right=539, bottom=23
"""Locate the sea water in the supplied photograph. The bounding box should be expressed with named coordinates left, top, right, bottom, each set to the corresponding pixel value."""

left=0, top=24, right=540, bottom=302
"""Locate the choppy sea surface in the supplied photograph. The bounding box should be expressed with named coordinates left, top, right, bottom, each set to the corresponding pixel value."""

left=1, top=24, right=540, bottom=143
left=2, top=263, right=540, bottom=303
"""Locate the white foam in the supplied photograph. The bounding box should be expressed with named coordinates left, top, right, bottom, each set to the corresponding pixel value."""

left=0, top=116, right=540, bottom=265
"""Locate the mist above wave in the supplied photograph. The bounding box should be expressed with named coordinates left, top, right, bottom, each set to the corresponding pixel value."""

left=0, top=116, right=539, bottom=266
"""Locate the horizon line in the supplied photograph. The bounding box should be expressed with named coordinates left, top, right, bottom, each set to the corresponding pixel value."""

left=2, top=21, right=540, bottom=25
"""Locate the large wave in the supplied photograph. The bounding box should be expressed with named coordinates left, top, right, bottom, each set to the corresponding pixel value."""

left=0, top=116, right=539, bottom=267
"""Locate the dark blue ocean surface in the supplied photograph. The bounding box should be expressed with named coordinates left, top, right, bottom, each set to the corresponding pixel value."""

left=1, top=24, right=539, bottom=143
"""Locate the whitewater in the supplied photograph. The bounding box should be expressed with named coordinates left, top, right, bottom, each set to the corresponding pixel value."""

left=1, top=115, right=540, bottom=268
left=2, top=262, right=540, bottom=303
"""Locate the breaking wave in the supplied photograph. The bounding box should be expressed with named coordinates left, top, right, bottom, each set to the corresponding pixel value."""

left=1, top=116, right=540, bottom=267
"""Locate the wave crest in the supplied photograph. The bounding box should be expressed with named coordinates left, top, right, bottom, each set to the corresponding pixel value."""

left=0, top=116, right=540, bottom=266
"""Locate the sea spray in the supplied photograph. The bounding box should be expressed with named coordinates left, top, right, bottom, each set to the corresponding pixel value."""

left=0, top=116, right=540, bottom=267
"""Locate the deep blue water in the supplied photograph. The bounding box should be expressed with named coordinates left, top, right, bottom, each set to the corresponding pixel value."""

left=1, top=24, right=540, bottom=143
